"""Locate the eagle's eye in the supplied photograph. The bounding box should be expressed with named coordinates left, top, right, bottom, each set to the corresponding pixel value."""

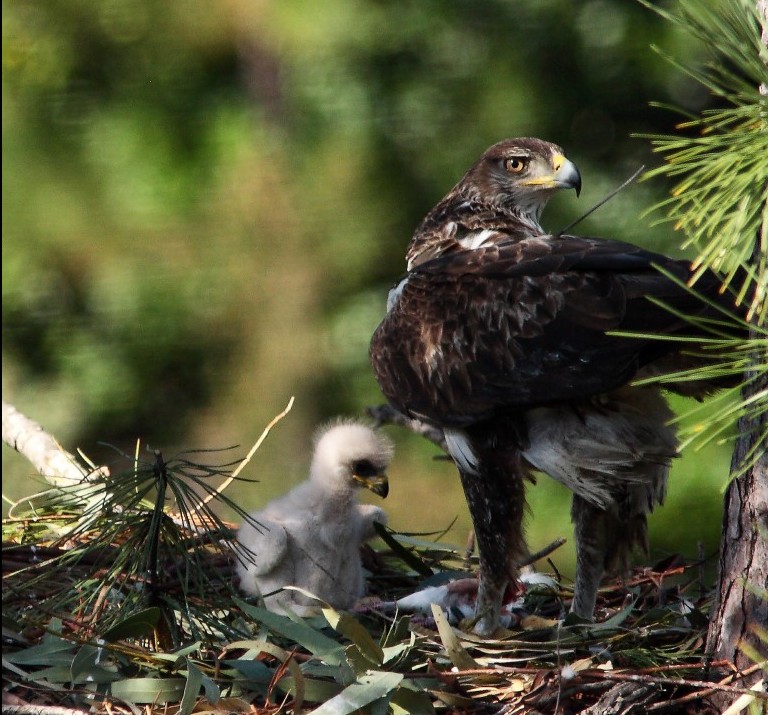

left=504, top=157, right=526, bottom=174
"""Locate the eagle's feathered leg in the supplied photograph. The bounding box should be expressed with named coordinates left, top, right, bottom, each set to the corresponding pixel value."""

left=523, top=388, right=676, bottom=619
left=570, top=495, right=617, bottom=618
left=570, top=495, right=654, bottom=618
left=449, top=424, right=529, bottom=636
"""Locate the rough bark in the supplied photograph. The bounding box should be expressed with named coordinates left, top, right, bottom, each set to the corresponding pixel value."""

left=704, top=5, right=768, bottom=707
left=705, top=356, right=768, bottom=705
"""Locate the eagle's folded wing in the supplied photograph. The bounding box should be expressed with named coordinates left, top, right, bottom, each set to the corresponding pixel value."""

left=374, top=234, right=729, bottom=422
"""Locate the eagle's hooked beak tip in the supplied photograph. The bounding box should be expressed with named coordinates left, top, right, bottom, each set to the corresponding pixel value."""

left=554, top=155, right=582, bottom=197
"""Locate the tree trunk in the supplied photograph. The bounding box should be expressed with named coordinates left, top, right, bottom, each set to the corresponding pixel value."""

left=705, top=383, right=768, bottom=679
left=705, top=6, right=768, bottom=702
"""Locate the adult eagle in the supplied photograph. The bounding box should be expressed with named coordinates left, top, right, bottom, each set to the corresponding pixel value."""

left=369, top=138, right=742, bottom=636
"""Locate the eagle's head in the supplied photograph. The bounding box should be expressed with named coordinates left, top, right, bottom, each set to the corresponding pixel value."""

left=458, top=138, right=582, bottom=223
left=310, top=420, right=393, bottom=498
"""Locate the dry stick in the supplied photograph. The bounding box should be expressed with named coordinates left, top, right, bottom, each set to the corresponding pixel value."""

left=186, top=396, right=295, bottom=515
left=644, top=661, right=768, bottom=712
left=556, top=165, right=645, bottom=237
left=518, top=537, right=567, bottom=569
left=579, top=666, right=768, bottom=700
left=2, top=707, right=89, bottom=715
left=1, top=400, right=104, bottom=487
left=455, top=666, right=765, bottom=708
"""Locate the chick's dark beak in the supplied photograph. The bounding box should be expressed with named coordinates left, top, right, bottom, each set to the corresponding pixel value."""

left=353, top=472, right=389, bottom=498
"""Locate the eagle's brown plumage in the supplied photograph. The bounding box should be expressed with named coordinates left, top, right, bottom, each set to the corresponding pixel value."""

left=370, top=138, right=743, bottom=635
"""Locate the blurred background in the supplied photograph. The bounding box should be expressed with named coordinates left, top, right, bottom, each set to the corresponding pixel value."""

left=2, top=0, right=730, bottom=580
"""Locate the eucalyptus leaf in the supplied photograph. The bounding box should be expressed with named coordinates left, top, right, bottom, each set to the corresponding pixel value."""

left=100, top=607, right=162, bottom=642
left=28, top=665, right=121, bottom=685
left=390, top=682, right=437, bottom=715
left=71, top=644, right=102, bottom=680
left=224, top=658, right=274, bottom=687
left=4, top=636, right=76, bottom=666
left=276, top=676, right=343, bottom=705
left=110, top=676, right=187, bottom=704
left=200, top=672, right=221, bottom=705
left=323, top=607, right=384, bottom=666
left=307, top=671, right=404, bottom=715
left=235, top=599, right=345, bottom=665
left=373, top=524, right=433, bottom=577
left=431, top=604, right=479, bottom=670
left=380, top=616, right=413, bottom=650
left=179, top=661, right=203, bottom=715
left=345, top=642, right=375, bottom=677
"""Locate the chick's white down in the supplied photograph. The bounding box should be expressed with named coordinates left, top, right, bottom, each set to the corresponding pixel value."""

left=235, top=420, right=393, bottom=615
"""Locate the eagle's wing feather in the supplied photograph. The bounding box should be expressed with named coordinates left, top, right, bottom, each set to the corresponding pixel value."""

left=372, top=235, right=711, bottom=424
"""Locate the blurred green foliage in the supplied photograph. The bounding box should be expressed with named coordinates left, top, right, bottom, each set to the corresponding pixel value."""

left=2, top=0, right=733, bottom=576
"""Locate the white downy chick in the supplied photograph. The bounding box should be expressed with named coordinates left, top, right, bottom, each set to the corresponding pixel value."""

left=235, top=420, right=393, bottom=615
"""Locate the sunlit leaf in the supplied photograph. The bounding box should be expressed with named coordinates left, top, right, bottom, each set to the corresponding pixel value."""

left=322, top=606, right=384, bottom=666
left=430, top=604, right=479, bottom=669
left=110, top=676, right=187, bottom=704
left=307, top=670, right=404, bottom=715
left=235, top=599, right=346, bottom=665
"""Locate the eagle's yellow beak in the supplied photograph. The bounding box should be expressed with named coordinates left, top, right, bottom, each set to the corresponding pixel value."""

left=522, top=154, right=582, bottom=196
left=353, top=472, right=389, bottom=498
left=552, top=154, right=582, bottom=196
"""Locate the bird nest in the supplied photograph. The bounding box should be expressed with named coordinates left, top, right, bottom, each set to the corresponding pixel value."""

left=3, top=484, right=760, bottom=715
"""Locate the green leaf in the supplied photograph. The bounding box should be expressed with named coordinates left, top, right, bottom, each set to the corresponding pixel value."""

left=28, top=664, right=121, bottom=685
left=179, top=661, right=203, bottom=715
left=110, top=676, right=187, bottom=704
left=276, top=676, right=343, bottom=704
left=22, top=666, right=80, bottom=685
left=380, top=615, right=413, bottom=650
left=390, top=680, right=437, bottom=714
left=70, top=644, right=102, bottom=680
left=200, top=672, right=221, bottom=706
left=100, top=607, right=162, bottom=642
left=323, top=606, right=384, bottom=666
left=223, top=658, right=274, bottom=687
left=374, top=523, right=434, bottom=577
left=149, top=641, right=204, bottom=669
left=307, top=671, right=404, bottom=715
left=345, top=642, right=375, bottom=676
left=595, top=601, right=636, bottom=630
left=234, top=599, right=346, bottom=665
left=431, top=604, right=479, bottom=670
left=4, top=635, right=75, bottom=666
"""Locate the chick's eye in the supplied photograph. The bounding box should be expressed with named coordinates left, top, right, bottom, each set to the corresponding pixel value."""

left=353, top=460, right=377, bottom=477
left=504, top=157, right=526, bottom=173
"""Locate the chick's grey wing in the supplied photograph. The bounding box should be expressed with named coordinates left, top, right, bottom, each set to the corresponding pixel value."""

left=237, top=514, right=290, bottom=576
